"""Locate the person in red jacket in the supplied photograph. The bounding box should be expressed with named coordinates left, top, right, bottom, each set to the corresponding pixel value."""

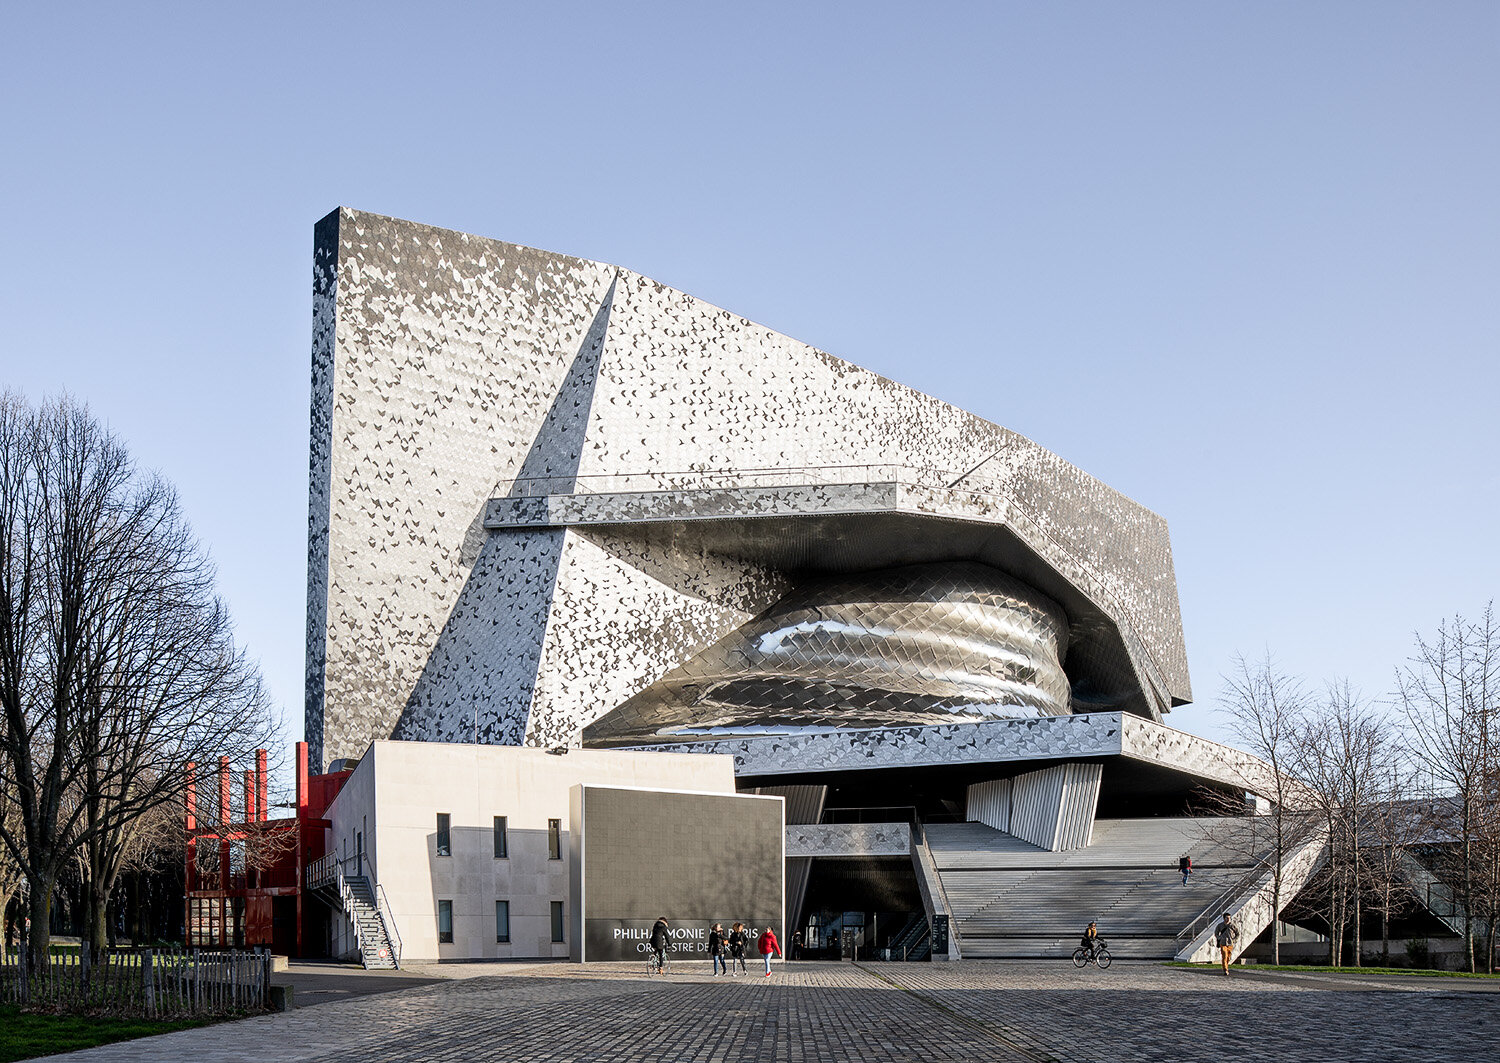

left=758, top=927, right=782, bottom=977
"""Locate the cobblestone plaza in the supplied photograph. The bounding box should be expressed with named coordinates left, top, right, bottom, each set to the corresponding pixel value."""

left=49, top=960, right=1498, bottom=1062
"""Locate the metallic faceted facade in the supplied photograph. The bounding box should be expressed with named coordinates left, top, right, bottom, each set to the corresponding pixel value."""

left=585, top=563, right=1072, bottom=744
left=306, top=208, right=1192, bottom=769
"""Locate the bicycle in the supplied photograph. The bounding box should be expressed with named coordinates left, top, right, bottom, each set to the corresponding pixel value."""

left=1072, top=940, right=1112, bottom=969
left=645, top=946, right=670, bottom=977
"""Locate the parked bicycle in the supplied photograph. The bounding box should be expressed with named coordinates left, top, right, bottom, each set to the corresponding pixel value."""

left=1072, top=940, right=1112, bottom=969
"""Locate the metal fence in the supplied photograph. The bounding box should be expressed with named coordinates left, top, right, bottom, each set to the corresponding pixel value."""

left=0, top=945, right=271, bottom=1016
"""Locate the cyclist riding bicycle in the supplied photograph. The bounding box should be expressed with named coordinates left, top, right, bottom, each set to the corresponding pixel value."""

left=1072, top=922, right=1112, bottom=968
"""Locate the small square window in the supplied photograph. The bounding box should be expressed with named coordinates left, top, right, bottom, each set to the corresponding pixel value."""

left=548, top=818, right=561, bottom=860
left=437, top=899, right=453, bottom=944
left=496, top=900, right=510, bottom=943
left=436, top=813, right=451, bottom=857
left=550, top=901, right=565, bottom=943
left=493, top=816, right=508, bottom=858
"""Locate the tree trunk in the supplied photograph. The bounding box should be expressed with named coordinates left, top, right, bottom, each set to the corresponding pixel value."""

left=91, top=888, right=108, bottom=957
left=1271, top=810, right=1284, bottom=966
left=1332, top=839, right=1344, bottom=965
left=25, top=876, right=52, bottom=975
left=1463, top=815, right=1475, bottom=973
left=1352, top=870, right=1363, bottom=966
left=1271, top=874, right=1282, bottom=966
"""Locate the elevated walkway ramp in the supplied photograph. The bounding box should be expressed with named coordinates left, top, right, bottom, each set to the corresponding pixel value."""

left=926, top=818, right=1268, bottom=959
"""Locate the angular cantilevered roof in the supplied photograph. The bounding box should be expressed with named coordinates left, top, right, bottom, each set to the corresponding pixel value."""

left=307, top=208, right=1190, bottom=767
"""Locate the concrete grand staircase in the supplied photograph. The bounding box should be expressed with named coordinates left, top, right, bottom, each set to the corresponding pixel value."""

left=927, top=818, right=1268, bottom=959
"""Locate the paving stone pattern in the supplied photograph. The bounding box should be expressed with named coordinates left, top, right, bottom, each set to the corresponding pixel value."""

left=47, top=961, right=1497, bottom=1062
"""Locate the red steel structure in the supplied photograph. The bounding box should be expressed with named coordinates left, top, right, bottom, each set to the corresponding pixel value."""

left=184, top=742, right=351, bottom=955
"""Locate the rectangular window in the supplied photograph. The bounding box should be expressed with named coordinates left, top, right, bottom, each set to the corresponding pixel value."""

left=493, top=816, right=508, bottom=858
left=436, top=813, right=451, bottom=857
left=547, top=818, right=561, bottom=860
left=495, top=900, right=510, bottom=943
left=550, top=901, right=564, bottom=943
left=437, top=899, right=453, bottom=944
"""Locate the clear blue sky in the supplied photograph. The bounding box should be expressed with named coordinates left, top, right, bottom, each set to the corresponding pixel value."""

left=2, top=2, right=1495, bottom=749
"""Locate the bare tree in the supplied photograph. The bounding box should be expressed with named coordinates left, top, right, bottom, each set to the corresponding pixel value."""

left=0, top=394, right=275, bottom=973
left=1219, top=652, right=1310, bottom=965
left=1397, top=605, right=1500, bottom=972
left=0, top=800, right=21, bottom=951
left=1291, top=683, right=1395, bottom=966
left=1362, top=769, right=1426, bottom=965
left=71, top=557, right=275, bottom=958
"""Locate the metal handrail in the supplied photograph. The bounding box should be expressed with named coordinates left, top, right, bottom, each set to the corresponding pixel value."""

left=499, top=463, right=916, bottom=498
left=823, top=805, right=917, bottom=824
left=376, top=883, right=402, bottom=969
left=305, top=852, right=339, bottom=891
left=1177, top=864, right=1271, bottom=943
left=909, top=816, right=960, bottom=960
left=1176, top=820, right=1320, bottom=941
left=341, top=859, right=400, bottom=969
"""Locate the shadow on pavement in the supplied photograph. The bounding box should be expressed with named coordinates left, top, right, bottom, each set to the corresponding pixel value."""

left=276, top=961, right=447, bottom=1008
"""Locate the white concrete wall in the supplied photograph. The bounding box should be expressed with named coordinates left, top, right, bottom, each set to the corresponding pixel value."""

left=968, top=763, right=1101, bottom=851
left=966, top=779, right=1012, bottom=833
left=325, top=754, right=378, bottom=960
left=325, top=741, right=734, bottom=963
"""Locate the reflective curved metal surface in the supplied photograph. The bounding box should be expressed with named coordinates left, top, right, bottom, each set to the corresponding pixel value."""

left=585, top=563, right=1070, bottom=744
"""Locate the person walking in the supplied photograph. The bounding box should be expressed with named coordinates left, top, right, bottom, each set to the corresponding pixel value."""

left=1179, top=854, right=1192, bottom=886
left=728, top=922, right=748, bottom=976
left=758, top=926, right=782, bottom=977
left=649, top=916, right=670, bottom=974
left=708, top=922, right=727, bottom=976
left=791, top=930, right=804, bottom=961
left=1214, top=912, right=1239, bottom=976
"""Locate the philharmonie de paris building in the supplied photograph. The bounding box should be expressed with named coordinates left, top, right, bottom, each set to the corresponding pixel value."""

left=293, top=208, right=1318, bottom=968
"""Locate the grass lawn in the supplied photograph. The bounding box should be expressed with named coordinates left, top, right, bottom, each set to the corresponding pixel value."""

left=1167, top=962, right=1500, bottom=979
left=0, top=1005, right=206, bottom=1062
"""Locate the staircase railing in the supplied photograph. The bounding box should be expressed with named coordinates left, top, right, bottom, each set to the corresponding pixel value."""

left=1174, top=824, right=1329, bottom=964
left=1176, top=863, right=1275, bottom=944
left=909, top=817, right=960, bottom=960
left=305, top=851, right=339, bottom=892
left=334, top=862, right=365, bottom=961
left=886, top=913, right=931, bottom=961
left=1397, top=851, right=1466, bottom=937
left=1176, top=820, right=1320, bottom=943
left=376, top=883, right=403, bottom=969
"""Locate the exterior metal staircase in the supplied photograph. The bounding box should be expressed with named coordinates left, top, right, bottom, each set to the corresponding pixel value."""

left=306, top=854, right=402, bottom=970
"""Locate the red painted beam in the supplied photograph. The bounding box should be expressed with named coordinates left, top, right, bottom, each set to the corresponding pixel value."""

left=257, top=748, right=269, bottom=823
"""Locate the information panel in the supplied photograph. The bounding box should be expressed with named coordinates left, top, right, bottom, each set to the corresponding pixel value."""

left=580, top=787, right=783, bottom=962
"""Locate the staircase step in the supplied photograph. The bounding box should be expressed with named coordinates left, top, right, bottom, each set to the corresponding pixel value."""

left=925, top=817, right=1278, bottom=957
